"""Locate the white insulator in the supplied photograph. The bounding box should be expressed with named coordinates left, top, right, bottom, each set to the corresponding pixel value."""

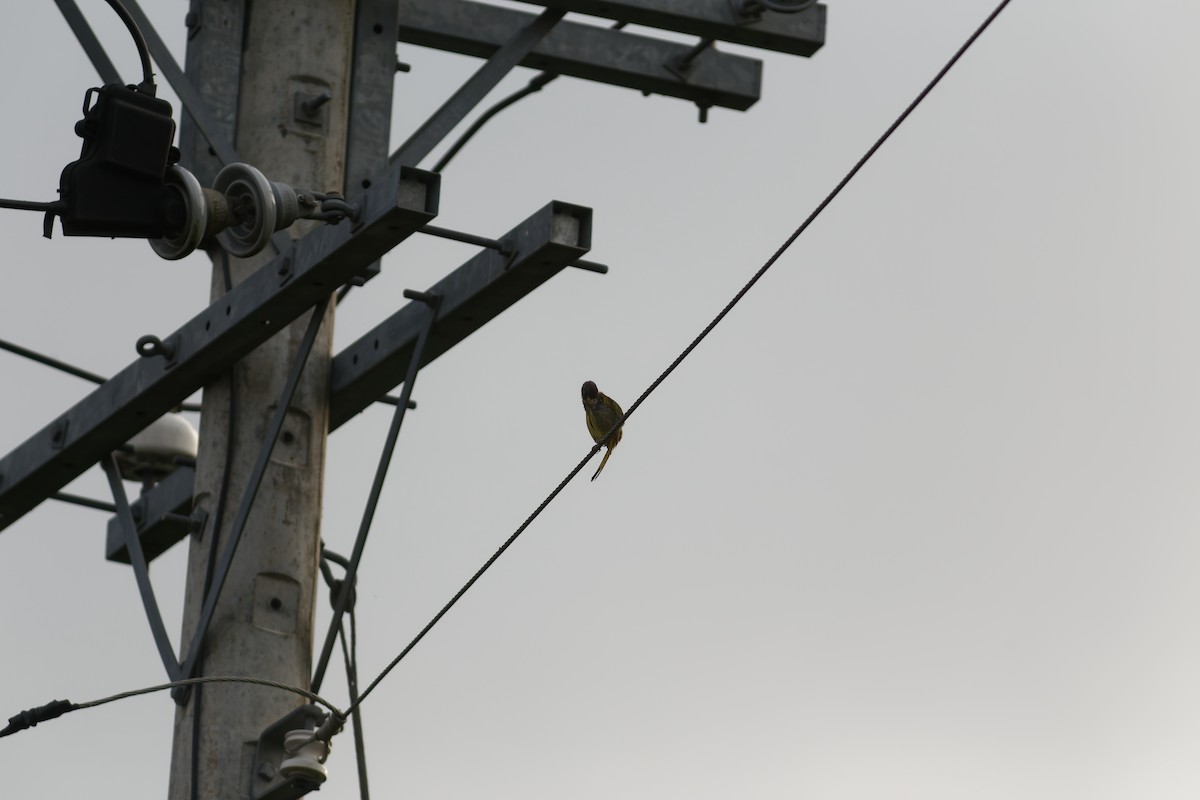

left=213, top=162, right=278, bottom=257
left=278, top=729, right=330, bottom=785
left=149, top=165, right=207, bottom=260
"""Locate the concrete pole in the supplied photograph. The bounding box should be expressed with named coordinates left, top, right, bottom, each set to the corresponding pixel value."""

left=168, top=2, right=354, bottom=798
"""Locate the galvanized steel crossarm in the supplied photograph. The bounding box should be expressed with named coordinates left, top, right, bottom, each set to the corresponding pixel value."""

left=329, top=200, right=593, bottom=430
left=0, top=165, right=440, bottom=534
left=102, top=201, right=593, bottom=562
left=397, top=0, right=762, bottom=111
left=529, top=0, right=825, bottom=57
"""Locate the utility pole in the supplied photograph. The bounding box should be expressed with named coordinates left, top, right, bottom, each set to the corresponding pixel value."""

left=167, top=3, right=354, bottom=798
left=0, top=3, right=824, bottom=797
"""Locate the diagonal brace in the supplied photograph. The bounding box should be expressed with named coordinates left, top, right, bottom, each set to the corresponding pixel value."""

left=175, top=297, right=331, bottom=698
left=54, top=0, right=122, bottom=85
left=103, top=455, right=184, bottom=681
left=311, top=290, right=442, bottom=692
left=393, top=6, right=565, bottom=167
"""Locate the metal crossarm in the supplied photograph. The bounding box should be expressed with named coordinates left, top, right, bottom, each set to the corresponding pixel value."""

left=329, top=201, right=593, bottom=429
left=102, top=200, right=593, bottom=564
left=529, top=0, right=826, bottom=56
left=0, top=165, right=439, bottom=534
left=397, top=0, right=763, bottom=111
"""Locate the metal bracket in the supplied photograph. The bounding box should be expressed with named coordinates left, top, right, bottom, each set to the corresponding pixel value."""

left=102, top=455, right=183, bottom=681
left=397, top=0, right=765, bottom=112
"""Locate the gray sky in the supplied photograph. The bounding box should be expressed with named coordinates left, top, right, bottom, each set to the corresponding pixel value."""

left=3, top=1, right=1200, bottom=797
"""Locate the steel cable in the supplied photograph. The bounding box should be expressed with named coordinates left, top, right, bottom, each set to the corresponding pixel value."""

left=347, top=0, right=1014, bottom=719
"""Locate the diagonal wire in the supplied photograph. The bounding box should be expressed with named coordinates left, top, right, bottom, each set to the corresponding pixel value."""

left=345, top=0, right=1015, bottom=719
left=0, top=337, right=202, bottom=413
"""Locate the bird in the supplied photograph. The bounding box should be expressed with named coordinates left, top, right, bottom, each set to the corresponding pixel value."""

left=581, top=380, right=624, bottom=481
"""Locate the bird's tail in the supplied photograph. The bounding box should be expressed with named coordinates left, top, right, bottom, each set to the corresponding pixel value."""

left=591, top=445, right=614, bottom=481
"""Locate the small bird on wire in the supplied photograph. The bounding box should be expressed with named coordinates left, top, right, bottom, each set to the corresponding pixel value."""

left=581, top=380, right=624, bottom=481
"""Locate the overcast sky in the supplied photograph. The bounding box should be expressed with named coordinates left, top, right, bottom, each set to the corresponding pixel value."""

left=3, top=1, right=1200, bottom=797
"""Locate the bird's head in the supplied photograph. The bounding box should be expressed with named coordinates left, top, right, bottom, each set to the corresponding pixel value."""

left=581, top=380, right=599, bottom=404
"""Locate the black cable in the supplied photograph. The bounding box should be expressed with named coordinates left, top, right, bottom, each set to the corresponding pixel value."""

left=0, top=676, right=343, bottom=739
left=433, top=73, right=559, bottom=173
left=0, top=336, right=202, bottom=412
left=0, top=337, right=107, bottom=384
left=0, top=198, right=61, bottom=212
left=102, top=0, right=154, bottom=89
left=346, top=0, right=1015, bottom=719
left=432, top=21, right=626, bottom=173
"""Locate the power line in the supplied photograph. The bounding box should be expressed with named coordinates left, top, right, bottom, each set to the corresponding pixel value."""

left=0, top=676, right=343, bottom=739
left=345, top=0, right=1015, bottom=720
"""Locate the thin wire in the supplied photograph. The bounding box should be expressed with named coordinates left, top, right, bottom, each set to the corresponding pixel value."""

left=346, top=0, right=1014, bottom=719
left=432, top=73, right=559, bottom=173
left=0, top=338, right=108, bottom=384
left=73, top=675, right=344, bottom=716
left=432, top=21, right=626, bottom=174
left=0, top=336, right=202, bottom=413
left=347, top=444, right=599, bottom=715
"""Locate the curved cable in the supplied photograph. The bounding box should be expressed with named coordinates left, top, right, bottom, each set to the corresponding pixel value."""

left=0, top=676, right=344, bottom=739
left=347, top=0, right=1014, bottom=720
left=433, top=73, right=560, bottom=173
left=102, top=0, right=155, bottom=89
left=433, top=22, right=626, bottom=173
left=74, top=675, right=343, bottom=716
